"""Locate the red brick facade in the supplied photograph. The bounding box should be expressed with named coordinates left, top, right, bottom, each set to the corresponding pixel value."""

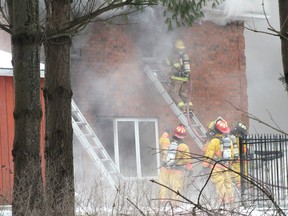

left=71, top=21, right=248, bottom=152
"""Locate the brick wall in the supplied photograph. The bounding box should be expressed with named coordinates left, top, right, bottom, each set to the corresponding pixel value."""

left=71, top=21, right=248, bottom=152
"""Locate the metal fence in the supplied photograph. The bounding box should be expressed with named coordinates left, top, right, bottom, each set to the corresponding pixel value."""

left=240, top=134, right=288, bottom=211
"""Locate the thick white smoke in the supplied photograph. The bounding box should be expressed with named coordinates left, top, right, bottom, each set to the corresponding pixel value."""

left=202, top=0, right=271, bottom=25
left=245, top=1, right=288, bottom=134
left=222, top=0, right=270, bottom=17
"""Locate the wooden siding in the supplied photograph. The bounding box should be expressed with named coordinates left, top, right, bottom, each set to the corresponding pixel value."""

left=0, top=75, right=45, bottom=204
left=0, top=76, right=14, bottom=204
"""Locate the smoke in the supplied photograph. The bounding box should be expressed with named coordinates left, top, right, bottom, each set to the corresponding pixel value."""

left=62, top=1, right=273, bottom=56
left=221, top=0, right=269, bottom=17
left=244, top=1, right=288, bottom=134
left=199, top=0, right=287, bottom=134
left=57, top=1, right=288, bottom=136
left=202, top=0, right=271, bottom=25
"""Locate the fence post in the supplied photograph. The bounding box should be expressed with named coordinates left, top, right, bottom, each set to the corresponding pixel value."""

left=239, top=136, right=245, bottom=204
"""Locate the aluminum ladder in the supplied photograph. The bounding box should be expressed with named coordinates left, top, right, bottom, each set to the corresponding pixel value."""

left=71, top=100, right=122, bottom=186
left=144, top=65, right=207, bottom=149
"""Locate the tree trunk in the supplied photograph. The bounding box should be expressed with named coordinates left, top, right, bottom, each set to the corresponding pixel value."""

left=278, top=0, right=288, bottom=91
left=43, top=1, right=74, bottom=215
left=9, top=0, right=44, bottom=215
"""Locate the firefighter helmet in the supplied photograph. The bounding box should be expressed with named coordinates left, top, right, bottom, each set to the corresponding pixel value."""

left=232, top=121, right=247, bottom=137
left=215, top=117, right=230, bottom=134
left=175, top=39, right=185, bottom=50
left=174, top=124, right=187, bottom=139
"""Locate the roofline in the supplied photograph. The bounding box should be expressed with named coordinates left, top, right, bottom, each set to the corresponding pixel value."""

left=0, top=68, right=45, bottom=78
left=203, top=9, right=269, bottom=21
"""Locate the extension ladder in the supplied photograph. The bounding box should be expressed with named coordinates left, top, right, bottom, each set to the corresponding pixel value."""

left=143, top=64, right=207, bottom=149
left=71, top=100, right=122, bottom=186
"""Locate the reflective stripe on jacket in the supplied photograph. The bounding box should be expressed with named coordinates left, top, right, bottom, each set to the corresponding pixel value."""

left=170, top=75, right=189, bottom=82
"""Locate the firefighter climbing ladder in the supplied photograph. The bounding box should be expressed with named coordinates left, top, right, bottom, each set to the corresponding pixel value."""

left=71, top=100, right=122, bottom=186
left=144, top=65, right=207, bottom=149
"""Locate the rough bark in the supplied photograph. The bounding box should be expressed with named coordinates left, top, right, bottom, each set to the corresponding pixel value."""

left=278, top=0, right=288, bottom=91
left=8, top=0, right=44, bottom=215
left=43, top=0, right=74, bottom=215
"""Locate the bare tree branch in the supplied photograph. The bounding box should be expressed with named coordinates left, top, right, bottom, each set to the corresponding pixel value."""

left=48, top=0, right=156, bottom=39
left=0, top=23, right=10, bottom=33
left=150, top=178, right=215, bottom=215
left=225, top=100, right=288, bottom=135
left=244, top=0, right=288, bottom=40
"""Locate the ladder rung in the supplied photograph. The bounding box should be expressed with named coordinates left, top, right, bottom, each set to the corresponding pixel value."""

left=83, top=133, right=93, bottom=136
left=72, top=100, right=122, bottom=187
left=191, top=124, right=201, bottom=127
left=92, top=146, right=103, bottom=150
left=144, top=65, right=207, bottom=149
left=75, top=121, right=87, bottom=125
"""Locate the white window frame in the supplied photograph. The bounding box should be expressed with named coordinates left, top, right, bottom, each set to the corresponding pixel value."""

left=113, top=118, right=160, bottom=179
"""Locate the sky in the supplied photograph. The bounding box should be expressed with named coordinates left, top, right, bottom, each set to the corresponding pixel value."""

left=244, top=1, right=288, bottom=134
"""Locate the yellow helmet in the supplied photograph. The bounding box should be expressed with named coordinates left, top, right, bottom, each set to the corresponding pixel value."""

left=175, top=39, right=185, bottom=50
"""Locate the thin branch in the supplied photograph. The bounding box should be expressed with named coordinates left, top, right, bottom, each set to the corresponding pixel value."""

left=261, top=0, right=274, bottom=32
left=266, top=109, right=282, bottom=131
left=244, top=26, right=280, bottom=37
left=244, top=0, right=288, bottom=41
left=126, top=198, right=146, bottom=216
left=201, top=155, right=286, bottom=215
left=48, top=0, right=156, bottom=39
left=150, top=179, right=215, bottom=216
left=0, top=23, right=11, bottom=33
left=225, top=100, right=288, bottom=135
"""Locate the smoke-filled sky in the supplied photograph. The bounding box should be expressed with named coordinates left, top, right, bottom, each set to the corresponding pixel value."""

left=244, top=1, right=288, bottom=134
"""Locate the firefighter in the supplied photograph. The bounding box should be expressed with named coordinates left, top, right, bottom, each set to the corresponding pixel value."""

left=166, top=39, right=193, bottom=115
left=158, top=124, right=193, bottom=206
left=202, top=117, right=235, bottom=204
left=202, top=120, right=217, bottom=152
left=229, top=121, right=248, bottom=188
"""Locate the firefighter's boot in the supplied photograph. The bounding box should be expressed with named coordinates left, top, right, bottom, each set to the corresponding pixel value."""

left=188, top=102, right=193, bottom=116
left=178, top=102, right=187, bottom=114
